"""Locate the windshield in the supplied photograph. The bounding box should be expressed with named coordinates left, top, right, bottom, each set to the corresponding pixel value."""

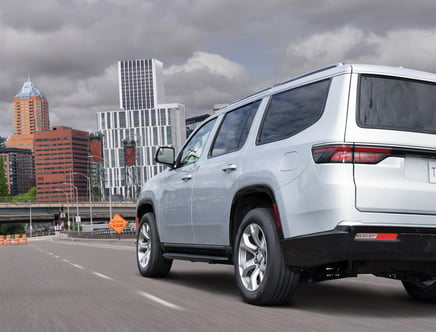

left=358, top=74, right=436, bottom=134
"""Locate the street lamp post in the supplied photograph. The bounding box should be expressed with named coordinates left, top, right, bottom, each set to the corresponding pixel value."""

left=63, top=181, right=77, bottom=232
left=54, top=189, right=69, bottom=232
left=72, top=172, right=93, bottom=232
left=29, top=201, right=32, bottom=238
left=73, top=185, right=79, bottom=235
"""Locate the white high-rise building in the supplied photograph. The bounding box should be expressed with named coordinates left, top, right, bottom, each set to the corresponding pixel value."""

left=97, top=59, right=186, bottom=199
left=118, top=59, right=165, bottom=110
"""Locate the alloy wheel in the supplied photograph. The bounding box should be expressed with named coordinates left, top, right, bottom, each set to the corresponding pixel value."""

left=238, top=223, right=267, bottom=291
left=137, top=223, right=152, bottom=268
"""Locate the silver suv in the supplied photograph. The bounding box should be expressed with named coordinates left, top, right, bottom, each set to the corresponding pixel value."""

left=136, top=63, right=436, bottom=305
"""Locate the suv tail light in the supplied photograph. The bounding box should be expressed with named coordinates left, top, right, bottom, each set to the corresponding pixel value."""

left=312, top=145, right=392, bottom=164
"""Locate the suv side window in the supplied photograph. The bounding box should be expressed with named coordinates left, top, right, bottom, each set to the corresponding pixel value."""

left=258, top=79, right=331, bottom=144
left=210, top=101, right=260, bottom=157
left=178, top=119, right=217, bottom=166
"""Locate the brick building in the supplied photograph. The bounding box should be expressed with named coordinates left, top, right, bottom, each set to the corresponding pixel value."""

left=34, top=126, right=89, bottom=202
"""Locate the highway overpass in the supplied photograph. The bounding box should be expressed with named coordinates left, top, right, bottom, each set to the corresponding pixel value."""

left=0, top=202, right=137, bottom=224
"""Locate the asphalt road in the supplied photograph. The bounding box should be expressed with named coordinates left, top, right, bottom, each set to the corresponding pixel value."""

left=0, top=237, right=435, bottom=332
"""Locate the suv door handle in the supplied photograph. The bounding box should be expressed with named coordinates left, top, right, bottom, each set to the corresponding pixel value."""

left=222, top=164, right=237, bottom=173
left=181, top=174, right=193, bottom=182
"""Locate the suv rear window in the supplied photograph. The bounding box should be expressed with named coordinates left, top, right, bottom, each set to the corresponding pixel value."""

left=358, top=75, right=436, bottom=134
left=258, top=79, right=331, bottom=144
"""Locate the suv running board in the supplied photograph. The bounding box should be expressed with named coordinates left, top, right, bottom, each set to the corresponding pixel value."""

left=163, top=253, right=232, bottom=264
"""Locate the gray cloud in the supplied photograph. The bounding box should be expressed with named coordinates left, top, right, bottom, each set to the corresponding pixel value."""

left=1, top=0, right=436, bottom=137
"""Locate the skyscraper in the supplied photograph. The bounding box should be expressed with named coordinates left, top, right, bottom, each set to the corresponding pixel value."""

left=118, top=59, right=165, bottom=110
left=6, top=79, right=50, bottom=152
left=98, top=59, right=186, bottom=199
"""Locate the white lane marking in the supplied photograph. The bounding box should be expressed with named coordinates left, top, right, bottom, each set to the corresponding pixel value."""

left=72, top=264, right=85, bottom=270
left=31, top=244, right=118, bottom=284
left=54, top=240, right=134, bottom=251
left=92, top=272, right=114, bottom=281
left=137, top=291, right=183, bottom=311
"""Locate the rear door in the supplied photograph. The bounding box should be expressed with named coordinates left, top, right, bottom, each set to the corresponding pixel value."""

left=345, top=71, right=436, bottom=215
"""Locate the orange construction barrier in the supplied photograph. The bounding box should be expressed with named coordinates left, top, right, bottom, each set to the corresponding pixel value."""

left=21, top=234, right=28, bottom=245
left=14, top=234, right=20, bottom=245
left=0, top=235, right=4, bottom=245
left=6, top=235, right=11, bottom=245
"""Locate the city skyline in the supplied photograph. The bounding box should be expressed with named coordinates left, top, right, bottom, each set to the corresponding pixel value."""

left=1, top=1, right=436, bottom=138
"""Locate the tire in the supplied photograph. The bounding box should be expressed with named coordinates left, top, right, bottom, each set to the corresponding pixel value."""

left=136, top=212, right=172, bottom=277
left=234, top=208, right=300, bottom=306
left=402, top=277, right=436, bottom=302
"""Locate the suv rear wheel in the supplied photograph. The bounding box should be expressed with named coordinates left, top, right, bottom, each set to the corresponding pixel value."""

left=234, top=208, right=300, bottom=305
left=402, top=276, right=436, bottom=302
left=136, top=212, right=172, bottom=277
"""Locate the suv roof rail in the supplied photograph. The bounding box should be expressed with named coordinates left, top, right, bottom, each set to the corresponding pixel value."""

left=227, top=63, right=346, bottom=108
left=274, top=63, right=345, bottom=88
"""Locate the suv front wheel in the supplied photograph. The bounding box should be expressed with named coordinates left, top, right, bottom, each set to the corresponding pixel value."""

left=234, top=208, right=300, bottom=305
left=136, top=212, right=173, bottom=277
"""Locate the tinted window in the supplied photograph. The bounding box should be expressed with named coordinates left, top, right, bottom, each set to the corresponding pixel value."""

left=210, top=101, right=260, bottom=157
left=358, top=75, right=436, bottom=134
left=258, top=79, right=330, bottom=144
left=178, top=119, right=216, bottom=166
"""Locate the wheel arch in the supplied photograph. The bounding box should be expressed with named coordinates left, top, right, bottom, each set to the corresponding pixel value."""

left=229, top=185, right=283, bottom=249
left=136, top=200, right=155, bottom=231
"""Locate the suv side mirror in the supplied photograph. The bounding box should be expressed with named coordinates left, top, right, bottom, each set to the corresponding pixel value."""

left=155, top=146, right=175, bottom=167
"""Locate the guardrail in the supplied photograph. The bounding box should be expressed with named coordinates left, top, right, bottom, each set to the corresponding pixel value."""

left=66, top=228, right=136, bottom=239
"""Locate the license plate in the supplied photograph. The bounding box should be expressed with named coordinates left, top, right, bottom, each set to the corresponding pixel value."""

left=429, top=161, right=436, bottom=183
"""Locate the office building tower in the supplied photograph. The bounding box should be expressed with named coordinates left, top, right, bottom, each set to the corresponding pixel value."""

left=0, top=148, right=34, bottom=195
left=34, top=126, right=89, bottom=202
left=118, top=59, right=165, bottom=110
left=98, top=58, right=185, bottom=200
left=6, top=79, right=50, bottom=152
left=97, top=104, right=186, bottom=199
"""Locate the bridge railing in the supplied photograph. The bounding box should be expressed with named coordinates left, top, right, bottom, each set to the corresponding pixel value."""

left=67, top=228, right=136, bottom=239
left=0, top=196, right=137, bottom=204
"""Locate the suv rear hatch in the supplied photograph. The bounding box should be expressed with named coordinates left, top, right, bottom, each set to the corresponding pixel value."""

left=345, top=68, right=436, bottom=215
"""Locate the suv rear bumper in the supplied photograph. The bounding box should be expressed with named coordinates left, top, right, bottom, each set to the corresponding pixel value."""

left=282, top=225, right=436, bottom=272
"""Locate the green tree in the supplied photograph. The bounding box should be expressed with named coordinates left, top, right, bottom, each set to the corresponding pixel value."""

left=0, top=136, right=6, bottom=148
left=0, top=156, right=8, bottom=198
left=11, top=187, right=36, bottom=202
left=0, top=223, right=25, bottom=235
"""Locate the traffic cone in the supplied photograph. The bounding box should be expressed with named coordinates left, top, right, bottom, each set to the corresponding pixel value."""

left=14, top=234, right=20, bottom=245
left=0, top=235, right=4, bottom=245
left=6, top=235, right=11, bottom=245
left=21, top=234, right=28, bottom=245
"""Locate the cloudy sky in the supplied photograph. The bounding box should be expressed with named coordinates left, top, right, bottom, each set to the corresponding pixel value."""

left=1, top=0, right=436, bottom=137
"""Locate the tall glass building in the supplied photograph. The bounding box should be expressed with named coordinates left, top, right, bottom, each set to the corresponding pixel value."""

left=118, top=59, right=165, bottom=110
left=98, top=59, right=186, bottom=200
